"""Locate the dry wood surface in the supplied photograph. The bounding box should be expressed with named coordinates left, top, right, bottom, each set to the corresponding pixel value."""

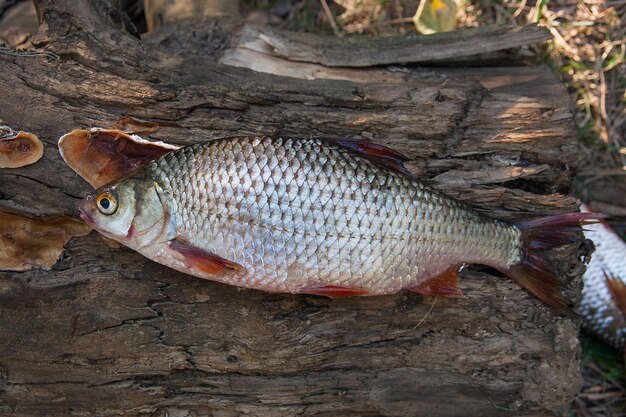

left=0, top=1, right=588, bottom=416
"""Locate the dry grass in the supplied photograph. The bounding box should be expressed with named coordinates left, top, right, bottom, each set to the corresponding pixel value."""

left=574, top=335, right=626, bottom=416
left=466, top=0, right=625, bottom=173
left=240, top=0, right=626, bottom=415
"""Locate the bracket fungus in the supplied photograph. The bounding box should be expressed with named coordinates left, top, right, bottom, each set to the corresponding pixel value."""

left=0, top=126, right=43, bottom=168
left=0, top=211, right=91, bottom=272
left=58, top=128, right=179, bottom=188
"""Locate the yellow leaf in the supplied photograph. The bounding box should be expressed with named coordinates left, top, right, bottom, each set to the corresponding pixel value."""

left=413, top=0, right=458, bottom=35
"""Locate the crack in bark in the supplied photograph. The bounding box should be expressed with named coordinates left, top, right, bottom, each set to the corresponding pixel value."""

left=73, top=281, right=171, bottom=338
left=445, top=83, right=489, bottom=155
left=72, top=313, right=160, bottom=337
left=2, top=173, right=84, bottom=200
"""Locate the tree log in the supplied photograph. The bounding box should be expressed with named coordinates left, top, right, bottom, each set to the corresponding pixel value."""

left=222, top=23, right=550, bottom=67
left=0, top=1, right=586, bottom=416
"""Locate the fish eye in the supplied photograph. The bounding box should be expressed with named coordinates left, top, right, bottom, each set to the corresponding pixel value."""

left=97, top=192, right=118, bottom=215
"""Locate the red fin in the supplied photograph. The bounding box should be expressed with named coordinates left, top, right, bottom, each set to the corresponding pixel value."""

left=499, top=212, right=605, bottom=313
left=498, top=253, right=571, bottom=312
left=332, top=139, right=412, bottom=177
left=170, top=239, right=245, bottom=275
left=515, top=212, right=605, bottom=250
left=605, top=272, right=626, bottom=318
left=300, top=285, right=370, bottom=298
left=408, top=266, right=464, bottom=298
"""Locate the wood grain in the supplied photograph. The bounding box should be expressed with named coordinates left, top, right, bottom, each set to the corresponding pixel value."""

left=224, top=24, right=551, bottom=67
left=0, top=1, right=585, bottom=416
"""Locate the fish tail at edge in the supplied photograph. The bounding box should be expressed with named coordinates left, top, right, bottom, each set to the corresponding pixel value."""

left=497, top=212, right=604, bottom=313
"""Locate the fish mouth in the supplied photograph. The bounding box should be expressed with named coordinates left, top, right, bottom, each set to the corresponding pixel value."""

left=78, top=199, right=94, bottom=225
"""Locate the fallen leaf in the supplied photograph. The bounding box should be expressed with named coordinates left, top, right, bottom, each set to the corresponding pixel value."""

left=413, top=0, right=458, bottom=35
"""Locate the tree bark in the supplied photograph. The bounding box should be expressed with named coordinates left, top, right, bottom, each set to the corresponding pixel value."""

left=223, top=23, right=550, bottom=67
left=0, top=1, right=585, bottom=416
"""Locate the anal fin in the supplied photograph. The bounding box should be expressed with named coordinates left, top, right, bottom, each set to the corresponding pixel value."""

left=300, top=284, right=370, bottom=298
left=408, top=266, right=464, bottom=298
left=170, top=239, right=245, bottom=275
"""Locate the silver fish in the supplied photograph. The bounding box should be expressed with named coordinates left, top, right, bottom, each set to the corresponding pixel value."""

left=78, top=136, right=595, bottom=307
left=580, top=205, right=626, bottom=349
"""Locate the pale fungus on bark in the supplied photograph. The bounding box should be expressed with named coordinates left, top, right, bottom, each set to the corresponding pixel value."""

left=0, top=126, right=44, bottom=168
left=58, top=128, right=179, bottom=188
left=0, top=211, right=91, bottom=272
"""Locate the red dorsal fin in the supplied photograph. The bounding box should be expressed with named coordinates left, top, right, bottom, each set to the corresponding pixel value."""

left=300, top=284, right=370, bottom=298
left=332, top=139, right=412, bottom=177
left=170, top=239, right=245, bottom=275
left=605, top=272, right=626, bottom=318
left=408, top=266, right=464, bottom=298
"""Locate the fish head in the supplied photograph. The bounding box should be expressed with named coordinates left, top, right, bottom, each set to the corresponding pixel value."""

left=79, top=177, right=170, bottom=248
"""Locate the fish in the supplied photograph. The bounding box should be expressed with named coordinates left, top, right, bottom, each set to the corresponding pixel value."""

left=579, top=204, right=626, bottom=349
left=77, top=136, right=598, bottom=309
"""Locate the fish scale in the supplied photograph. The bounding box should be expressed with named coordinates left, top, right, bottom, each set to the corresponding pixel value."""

left=140, top=136, right=519, bottom=294
left=579, top=208, right=626, bottom=349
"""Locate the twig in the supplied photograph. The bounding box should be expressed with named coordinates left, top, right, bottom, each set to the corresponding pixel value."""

left=0, top=45, right=60, bottom=60
left=578, top=168, right=626, bottom=176
left=512, top=0, right=528, bottom=19
left=320, top=0, right=341, bottom=37
left=412, top=297, right=438, bottom=330
left=381, top=16, right=414, bottom=26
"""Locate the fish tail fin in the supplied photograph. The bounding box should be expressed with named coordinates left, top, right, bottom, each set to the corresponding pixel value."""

left=498, top=213, right=603, bottom=313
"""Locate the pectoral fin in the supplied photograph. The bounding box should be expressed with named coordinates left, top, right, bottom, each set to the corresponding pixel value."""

left=408, top=266, right=464, bottom=298
left=170, top=239, right=245, bottom=275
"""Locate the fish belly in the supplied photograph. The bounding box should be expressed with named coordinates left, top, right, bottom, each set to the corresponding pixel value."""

left=173, top=203, right=496, bottom=295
